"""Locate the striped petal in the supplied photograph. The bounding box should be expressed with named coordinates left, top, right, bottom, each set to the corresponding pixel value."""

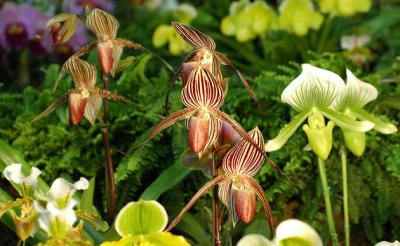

left=181, top=61, right=199, bottom=88
left=181, top=67, right=224, bottom=109
left=86, top=8, right=119, bottom=40
left=197, top=116, right=222, bottom=157
left=69, top=93, right=88, bottom=125
left=63, top=57, right=97, bottom=87
left=222, top=128, right=265, bottom=176
left=218, top=180, right=231, bottom=208
left=84, top=94, right=102, bottom=125
left=172, top=22, right=216, bottom=50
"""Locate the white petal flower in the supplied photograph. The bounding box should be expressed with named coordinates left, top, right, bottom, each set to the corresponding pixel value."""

left=3, top=164, right=41, bottom=193
left=281, top=64, right=345, bottom=112
left=34, top=199, right=77, bottom=237
left=376, top=241, right=400, bottom=246
left=237, top=234, right=273, bottom=246
left=334, top=69, right=378, bottom=112
left=341, top=35, right=370, bottom=50
left=274, top=219, right=323, bottom=246
left=48, top=177, right=89, bottom=206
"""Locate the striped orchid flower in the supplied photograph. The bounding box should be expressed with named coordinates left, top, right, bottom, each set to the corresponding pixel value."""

left=134, top=64, right=262, bottom=157
left=172, top=22, right=260, bottom=106
left=164, top=127, right=273, bottom=231
left=32, top=57, right=132, bottom=125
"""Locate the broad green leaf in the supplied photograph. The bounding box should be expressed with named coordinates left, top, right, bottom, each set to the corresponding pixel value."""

left=352, top=108, right=397, bottom=134
left=115, top=200, right=168, bottom=236
left=265, top=110, right=310, bottom=152
left=320, top=108, right=374, bottom=132
left=81, top=177, right=95, bottom=213
left=140, top=163, right=191, bottom=200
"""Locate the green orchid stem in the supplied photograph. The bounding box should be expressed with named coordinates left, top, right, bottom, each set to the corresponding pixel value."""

left=102, top=74, right=116, bottom=223
left=340, top=145, right=350, bottom=246
left=317, top=157, right=339, bottom=246
left=212, top=153, right=221, bottom=246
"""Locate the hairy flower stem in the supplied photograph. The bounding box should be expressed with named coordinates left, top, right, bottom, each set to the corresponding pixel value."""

left=212, top=153, right=221, bottom=246
left=341, top=145, right=350, bottom=246
left=317, top=157, right=339, bottom=246
left=102, top=74, right=116, bottom=222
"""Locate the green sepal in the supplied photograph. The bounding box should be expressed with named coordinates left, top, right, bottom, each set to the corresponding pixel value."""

left=101, top=233, right=190, bottom=246
left=115, top=200, right=168, bottom=237
left=352, top=108, right=397, bottom=134
left=265, top=110, right=310, bottom=152
left=342, top=129, right=366, bottom=157
left=279, top=237, right=316, bottom=246
left=303, top=121, right=334, bottom=160
left=319, top=108, right=374, bottom=132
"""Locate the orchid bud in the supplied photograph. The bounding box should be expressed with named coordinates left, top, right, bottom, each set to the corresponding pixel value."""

left=342, top=129, right=366, bottom=156
left=303, top=112, right=334, bottom=160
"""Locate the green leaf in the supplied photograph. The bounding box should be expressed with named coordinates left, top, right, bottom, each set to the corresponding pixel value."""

left=81, top=177, right=95, bottom=213
left=319, top=108, right=374, bottom=132
left=352, top=108, right=397, bottom=134
left=115, top=200, right=168, bottom=236
left=140, top=163, right=191, bottom=200
left=265, top=110, right=310, bottom=152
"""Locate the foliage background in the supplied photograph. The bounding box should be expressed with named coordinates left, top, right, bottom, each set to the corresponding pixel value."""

left=0, top=0, right=399, bottom=245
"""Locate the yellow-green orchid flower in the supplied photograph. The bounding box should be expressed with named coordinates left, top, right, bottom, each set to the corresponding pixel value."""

left=319, top=0, right=372, bottom=17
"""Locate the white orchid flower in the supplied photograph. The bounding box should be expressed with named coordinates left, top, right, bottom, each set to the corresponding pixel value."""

left=375, top=241, right=400, bottom=246
left=265, top=64, right=374, bottom=159
left=341, top=35, right=370, bottom=50
left=34, top=199, right=77, bottom=238
left=48, top=177, right=89, bottom=208
left=237, top=219, right=323, bottom=246
left=3, top=164, right=41, bottom=196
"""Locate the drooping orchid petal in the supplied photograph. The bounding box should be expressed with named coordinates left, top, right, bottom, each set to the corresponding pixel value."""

left=3, top=164, right=41, bottom=196
left=48, top=177, right=89, bottom=208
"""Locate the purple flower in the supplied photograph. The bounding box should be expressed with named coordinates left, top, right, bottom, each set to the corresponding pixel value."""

left=28, top=12, right=53, bottom=57
left=62, top=0, right=114, bottom=15
left=0, top=2, right=40, bottom=50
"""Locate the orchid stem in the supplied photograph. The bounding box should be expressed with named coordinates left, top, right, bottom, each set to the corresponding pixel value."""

left=212, top=153, right=221, bottom=246
left=317, top=157, right=339, bottom=246
left=341, top=145, right=350, bottom=246
left=102, top=74, right=116, bottom=222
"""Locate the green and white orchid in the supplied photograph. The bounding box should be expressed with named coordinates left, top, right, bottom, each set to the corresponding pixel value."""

left=47, top=177, right=89, bottom=208
left=375, top=241, right=400, bottom=246
left=102, top=200, right=190, bottom=246
left=3, top=163, right=41, bottom=197
left=333, top=69, right=397, bottom=156
left=237, top=219, right=323, bottom=246
left=265, top=64, right=374, bottom=159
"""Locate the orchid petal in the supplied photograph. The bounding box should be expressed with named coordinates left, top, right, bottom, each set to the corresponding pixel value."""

left=172, top=22, right=216, bottom=50
left=223, top=128, right=265, bottom=176
left=197, top=116, right=222, bottom=157
left=63, top=57, right=97, bottom=87
left=275, top=219, right=323, bottom=246
left=265, top=109, right=310, bottom=152
left=84, top=94, right=102, bottom=125
left=352, top=108, right=397, bottom=134
left=334, top=69, right=378, bottom=111
left=232, top=183, right=257, bottom=224
left=320, top=107, right=374, bottom=132
left=237, top=234, right=273, bottom=246
left=115, top=200, right=168, bottom=236
left=86, top=8, right=119, bottom=40
left=3, top=164, right=41, bottom=189
left=69, top=93, right=88, bottom=125
left=375, top=241, right=400, bottom=246
left=281, top=64, right=345, bottom=112
left=48, top=177, right=89, bottom=206
left=181, top=67, right=224, bottom=109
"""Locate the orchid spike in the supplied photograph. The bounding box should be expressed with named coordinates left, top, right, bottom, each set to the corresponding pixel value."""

left=31, top=57, right=132, bottom=125
left=172, top=22, right=261, bottom=109
left=166, top=128, right=273, bottom=232
left=133, top=66, right=263, bottom=157
left=265, top=64, right=374, bottom=159
left=3, top=164, right=41, bottom=197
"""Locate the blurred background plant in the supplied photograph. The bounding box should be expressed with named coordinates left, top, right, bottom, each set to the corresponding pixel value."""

left=0, top=0, right=399, bottom=245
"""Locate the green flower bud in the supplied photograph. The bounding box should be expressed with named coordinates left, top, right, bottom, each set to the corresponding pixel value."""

left=303, top=121, right=334, bottom=160
left=342, top=129, right=366, bottom=156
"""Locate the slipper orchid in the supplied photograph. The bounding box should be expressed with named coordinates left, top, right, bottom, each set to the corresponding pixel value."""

left=265, top=64, right=374, bottom=159
left=3, top=163, right=41, bottom=197
left=134, top=65, right=262, bottom=157
left=172, top=22, right=260, bottom=107
left=333, top=69, right=397, bottom=156
left=165, top=127, right=273, bottom=231
left=31, top=57, right=132, bottom=125
left=47, top=177, right=89, bottom=208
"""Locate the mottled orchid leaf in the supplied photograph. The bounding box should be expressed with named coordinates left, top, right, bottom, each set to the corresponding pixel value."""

left=115, top=200, right=168, bottom=236
left=165, top=175, right=228, bottom=232
left=265, top=109, right=310, bottom=152
left=75, top=210, right=109, bottom=232
left=133, top=108, right=197, bottom=152
left=173, top=22, right=216, bottom=50
left=320, top=108, right=374, bottom=132
left=209, top=109, right=264, bottom=154
left=215, top=51, right=262, bottom=110
left=85, top=8, right=119, bottom=40
left=181, top=66, right=224, bottom=109
left=223, top=128, right=265, bottom=176
left=352, top=108, right=397, bottom=134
